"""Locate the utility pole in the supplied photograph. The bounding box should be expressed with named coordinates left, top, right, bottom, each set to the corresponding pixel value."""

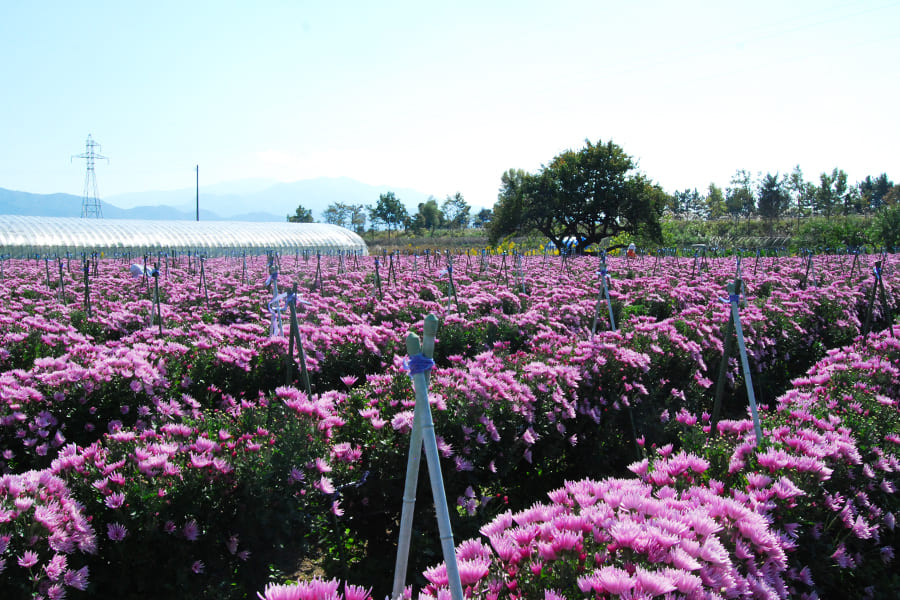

left=195, top=165, right=199, bottom=221
left=72, top=135, right=108, bottom=218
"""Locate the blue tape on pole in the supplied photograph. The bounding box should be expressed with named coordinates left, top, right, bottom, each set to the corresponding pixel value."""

left=406, top=353, right=435, bottom=375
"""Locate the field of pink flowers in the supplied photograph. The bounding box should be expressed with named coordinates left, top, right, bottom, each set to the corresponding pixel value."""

left=0, top=250, right=897, bottom=600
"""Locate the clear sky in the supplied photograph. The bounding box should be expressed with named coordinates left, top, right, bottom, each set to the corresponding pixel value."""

left=2, top=0, right=898, bottom=210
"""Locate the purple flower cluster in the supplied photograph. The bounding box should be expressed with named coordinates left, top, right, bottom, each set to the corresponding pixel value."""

left=0, top=469, right=94, bottom=595
left=0, top=250, right=896, bottom=598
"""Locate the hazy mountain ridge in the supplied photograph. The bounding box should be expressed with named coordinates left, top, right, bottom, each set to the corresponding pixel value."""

left=0, top=188, right=276, bottom=221
left=107, top=176, right=432, bottom=219
left=1, top=177, right=434, bottom=222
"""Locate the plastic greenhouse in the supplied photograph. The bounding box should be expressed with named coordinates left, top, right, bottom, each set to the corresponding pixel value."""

left=0, top=216, right=368, bottom=258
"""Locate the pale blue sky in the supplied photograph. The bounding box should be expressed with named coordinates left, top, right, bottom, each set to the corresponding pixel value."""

left=2, top=0, right=898, bottom=210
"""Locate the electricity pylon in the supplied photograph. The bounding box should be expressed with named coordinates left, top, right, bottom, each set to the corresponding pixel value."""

left=72, top=134, right=108, bottom=218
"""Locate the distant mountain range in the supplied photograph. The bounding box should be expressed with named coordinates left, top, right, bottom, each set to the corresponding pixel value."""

left=0, top=177, right=434, bottom=222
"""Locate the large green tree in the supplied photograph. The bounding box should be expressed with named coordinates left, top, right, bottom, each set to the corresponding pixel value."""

left=441, top=192, right=470, bottom=237
left=726, top=170, right=755, bottom=219
left=488, top=140, right=664, bottom=248
left=369, top=191, right=408, bottom=239
left=858, top=173, right=893, bottom=212
left=287, top=204, right=314, bottom=223
left=815, top=168, right=850, bottom=218
left=322, top=202, right=351, bottom=227
left=706, top=183, right=726, bottom=219
left=410, top=197, right=443, bottom=236
left=757, top=172, right=790, bottom=222
left=787, top=165, right=816, bottom=220
left=488, top=169, right=528, bottom=243
left=348, top=204, right=367, bottom=234
left=670, top=188, right=707, bottom=220
left=473, top=207, right=492, bottom=229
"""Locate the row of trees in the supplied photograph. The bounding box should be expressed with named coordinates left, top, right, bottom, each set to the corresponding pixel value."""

left=667, top=168, right=896, bottom=222
left=290, top=138, right=895, bottom=247
left=289, top=193, right=492, bottom=239
left=488, top=138, right=898, bottom=248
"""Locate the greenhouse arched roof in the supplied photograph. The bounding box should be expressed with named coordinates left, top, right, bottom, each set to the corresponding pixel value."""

left=0, top=216, right=368, bottom=257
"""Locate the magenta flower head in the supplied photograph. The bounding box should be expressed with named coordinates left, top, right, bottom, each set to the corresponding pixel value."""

left=183, top=519, right=200, bottom=541
left=18, top=550, right=40, bottom=568
left=343, top=582, right=373, bottom=600
left=104, top=492, right=125, bottom=509
left=107, top=522, right=127, bottom=541
left=257, top=577, right=345, bottom=600
left=63, top=566, right=90, bottom=590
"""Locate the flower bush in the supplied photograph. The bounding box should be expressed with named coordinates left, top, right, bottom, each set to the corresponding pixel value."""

left=0, top=250, right=896, bottom=598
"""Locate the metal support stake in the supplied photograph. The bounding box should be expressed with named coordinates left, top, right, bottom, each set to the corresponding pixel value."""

left=153, top=264, right=163, bottom=335
left=731, top=282, right=763, bottom=446
left=82, top=259, right=91, bottom=318
left=58, top=259, right=66, bottom=302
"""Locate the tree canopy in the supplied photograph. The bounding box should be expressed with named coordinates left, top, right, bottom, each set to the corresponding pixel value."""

left=287, top=205, right=314, bottom=223
left=322, top=202, right=351, bottom=227
left=368, top=192, right=408, bottom=239
left=410, top=197, right=443, bottom=236
left=441, top=192, right=470, bottom=236
left=488, top=140, right=664, bottom=248
left=757, top=173, right=790, bottom=221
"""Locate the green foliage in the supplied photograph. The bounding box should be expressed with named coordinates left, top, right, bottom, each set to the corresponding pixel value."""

left=656, top=214, right=887, bottom=251
left=287, top=205, right=314, bottom=223
left=857, top=173, right=893, bottom=211
left=441, top=192, right=470, bottom=236
left=322, top=202, right=368, bottom=233
left=489, top=140, right=665, bottom=248
left=726, top=169, right=755, bottom=219
left=322, top=203, right=351, bottom=227
left=815, top=168, right=857, bottom=217
left=369, top=192, right=409, bottom=239
left=706, top=183, right=726, bottom=219
left=797, top=214, right=870, bottom=248
left=667, top=188, right=707, bottom=220
left=872, top=204, right=900, bottom=250
left=757, top=172, right=790, bottom=221
left=488, top=169, right=527, bottom=245
left=472, top=207, right=492, bottom=229
left=410, top=197, right=443, bottom=237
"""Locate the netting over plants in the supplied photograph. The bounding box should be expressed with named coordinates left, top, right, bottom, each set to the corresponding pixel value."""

left=0, top=215, right=368, bottom=257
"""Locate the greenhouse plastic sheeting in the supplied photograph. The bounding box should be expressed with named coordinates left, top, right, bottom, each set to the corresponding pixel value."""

left=0, top=216, right=368, bottom=257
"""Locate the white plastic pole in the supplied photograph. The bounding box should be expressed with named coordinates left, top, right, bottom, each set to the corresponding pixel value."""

left=392, top=315, right=463, bottom=600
